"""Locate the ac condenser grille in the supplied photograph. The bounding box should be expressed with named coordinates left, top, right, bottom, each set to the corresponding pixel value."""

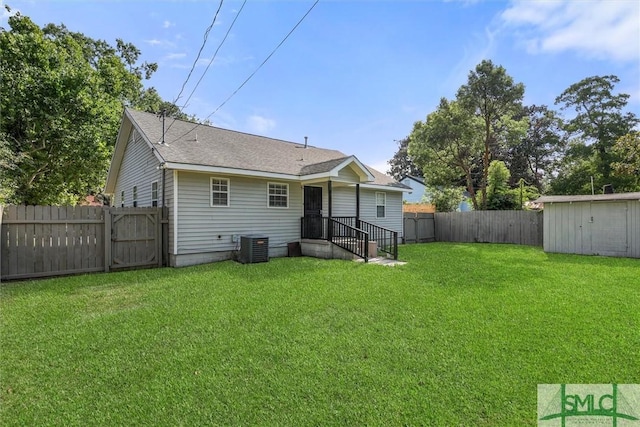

left=239, top=235, right=269, bottom=263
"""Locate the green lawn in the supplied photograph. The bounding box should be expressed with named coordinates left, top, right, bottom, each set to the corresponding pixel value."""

left=1, top=243, right=638, bottom=426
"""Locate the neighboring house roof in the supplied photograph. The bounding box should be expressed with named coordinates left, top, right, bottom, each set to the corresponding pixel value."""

left=106, top=108, right=410, bottom=193
left=536, top=192, right=640, bottom=203
left=400, top=175, right=425, bottom=186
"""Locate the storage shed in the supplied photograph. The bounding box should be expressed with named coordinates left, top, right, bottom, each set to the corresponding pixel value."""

left=536, top=192, right=640, bottom=258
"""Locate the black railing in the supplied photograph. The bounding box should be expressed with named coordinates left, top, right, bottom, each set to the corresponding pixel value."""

left=301, top=217, right=399, bottom=261
left=301, top=217, right=369, bottom=261
left=357, top=220, right=398, bottom=260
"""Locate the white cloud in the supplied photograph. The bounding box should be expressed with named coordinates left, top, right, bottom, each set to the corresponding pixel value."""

left=164, top=52, right=187, bottom=61
left=163, top=20, right=174, bottom=29
left=247, top=115, right=276, bottom=134
left=501, top=0, right=640, bottom=62
left=144, top=39, right=176, bottom=49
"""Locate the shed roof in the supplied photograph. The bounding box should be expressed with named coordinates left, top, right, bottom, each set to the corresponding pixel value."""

left=536, top=192, right=640, bottom=203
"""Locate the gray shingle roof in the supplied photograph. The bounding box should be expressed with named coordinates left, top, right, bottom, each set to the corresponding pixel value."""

left=126, top=108, right=409, bottom=189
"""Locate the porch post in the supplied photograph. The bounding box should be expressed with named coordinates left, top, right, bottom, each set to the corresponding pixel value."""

left=328, top=180, right=332, bottom=219
left=356, top=183, right=360, bottom=228
left=328, top=180, right=333, bottom=241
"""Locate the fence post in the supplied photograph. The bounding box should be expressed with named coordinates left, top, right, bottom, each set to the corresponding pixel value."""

left=156, top=207, right=162, bottom=268
left=104, top=207, right=111, bottom=273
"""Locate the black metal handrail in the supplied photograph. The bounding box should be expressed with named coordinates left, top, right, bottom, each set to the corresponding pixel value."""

left=357, top=220, right=398, bottom=260
left=301, top=217, right=370, bottom=261
left=301, top=217, right=398, bottom=260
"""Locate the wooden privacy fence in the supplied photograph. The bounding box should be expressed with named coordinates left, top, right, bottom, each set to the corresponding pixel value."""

left=0, top=205, right=167, bottom=281
left=403, top=213, right=435, bottom=243
left=434, top=211, right=543, bottom=246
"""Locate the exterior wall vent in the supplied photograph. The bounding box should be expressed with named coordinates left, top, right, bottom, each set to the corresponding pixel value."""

left=239, top=235, right=269, bottom=264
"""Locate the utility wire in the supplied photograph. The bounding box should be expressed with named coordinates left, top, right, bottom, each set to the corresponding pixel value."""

left=165, top=0, right=246, bottom=135
left=168, top=0, right=320, bottom=144
left=172, top=0, right=224, bottom=107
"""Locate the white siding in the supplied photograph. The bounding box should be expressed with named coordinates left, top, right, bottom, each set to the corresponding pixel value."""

left=332, top=185, right=356, bottom=217
left=175, top=172, right=303, bottom=255
left=112, top=129, right=163, bottom=208
left=360, top=189, right=403, bottom=237
left=338, top=167, right=361, bottom=181
left=332, top=186, right=403, bottom=237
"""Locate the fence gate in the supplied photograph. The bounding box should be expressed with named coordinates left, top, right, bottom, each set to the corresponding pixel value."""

left=107, top=207, right=162, bottom=271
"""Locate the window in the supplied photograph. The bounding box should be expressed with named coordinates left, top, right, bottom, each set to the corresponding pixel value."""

left=120, top=190, right=125, bottom=207
left=211, top=177, right=229, bottom=207
left=268, top=183, right=288, bottom=208
left=376, top=192, right=386, bottom=218
left=151, top=181, right=158, bottom=207
left=132, top=186, right=138, bottom=207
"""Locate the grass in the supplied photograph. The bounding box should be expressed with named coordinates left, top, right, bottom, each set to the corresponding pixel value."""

left=1, top=243, right=639, bottom=426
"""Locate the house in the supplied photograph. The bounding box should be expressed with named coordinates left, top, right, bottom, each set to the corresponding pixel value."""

left=400, top=175, right=471, bottom=212
left=105, top=108, right=410, bottom=266
left=536, top=192, right=640, bottom=258
left=400, top=175, right=427, bottom=203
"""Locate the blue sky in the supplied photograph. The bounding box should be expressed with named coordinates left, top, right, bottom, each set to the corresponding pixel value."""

left=2, top=0, right=639, bottom=174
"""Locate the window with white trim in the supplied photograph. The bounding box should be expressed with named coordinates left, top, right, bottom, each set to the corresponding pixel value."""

left=132, top=186, right=138, bottom=207
left=268, top=183, right=288, bottom=208
left=120, top=190, right=125, bottom=207
left=211, top=177, right=229, bottom=207
left=151, top=181, right=158, bottom=207
left=376, top=192, right=386, bottom=218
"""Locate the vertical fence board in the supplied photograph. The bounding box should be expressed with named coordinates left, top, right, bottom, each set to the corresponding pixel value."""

left=405, top=211, right=542, bottom=247
left=0, top=205, right=165, bottom=281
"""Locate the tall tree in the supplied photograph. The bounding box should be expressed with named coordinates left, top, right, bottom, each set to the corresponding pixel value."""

left=553, top=75, right=639, bottom=193
left=0, top=10, right=169, bottom=204
left=408, top=98, right=484, bottom=209
left=387, top=137, right=422, bottom=181
left=507, top=105, right=565, bottom=192
left=456, top=60, right=527, bottom=209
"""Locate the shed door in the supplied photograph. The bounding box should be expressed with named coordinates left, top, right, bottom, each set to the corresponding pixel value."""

left=590, top=202, right=628, bottom=256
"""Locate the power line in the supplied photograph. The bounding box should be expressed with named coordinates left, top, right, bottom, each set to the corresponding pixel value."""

left=172, top=0, right=224, bottom=107
left=165, top=0, right=247, bottom=135
left=168, top=0, right=320, bottom=144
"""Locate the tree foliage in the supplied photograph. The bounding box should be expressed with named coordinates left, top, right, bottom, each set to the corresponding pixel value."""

left=387, top=137, right=422, bottom=181
left=424, top=185, right=466, bottom=213
left=553, top=75, right=639, bottom=193
left=408, top=98, right=483, bottom=209
left=408, top=60, right=526, bottom=210
left=612, top=132, right=640, bottom=189
left=0, top=10, right=175, bottom=205
left=506, top=105, right=565, bottom=192
left=456, top=60, right=527, bottom=209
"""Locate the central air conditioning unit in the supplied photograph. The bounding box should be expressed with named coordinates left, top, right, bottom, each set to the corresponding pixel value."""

left=239, top=235, right=269, bottom=264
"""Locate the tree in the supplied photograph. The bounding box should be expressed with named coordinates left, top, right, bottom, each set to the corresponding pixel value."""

left=424, top=185, right=466, bottom=212
left=486, top=160, right=518, bottom=210
left=553, top=75, right=639, bottom=193
left=612, top=132, right=640, bottom=190
left=506, top=105, right=565, bottom=192
left=408, top=98, right=484, bottom=209
left=456, top=60, right=527, bottom=209
left=0, top=11, right=167, bottom=204
left=409, top=61, right=527, bottom=210
left=387, top=137, right=422, bottom=181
